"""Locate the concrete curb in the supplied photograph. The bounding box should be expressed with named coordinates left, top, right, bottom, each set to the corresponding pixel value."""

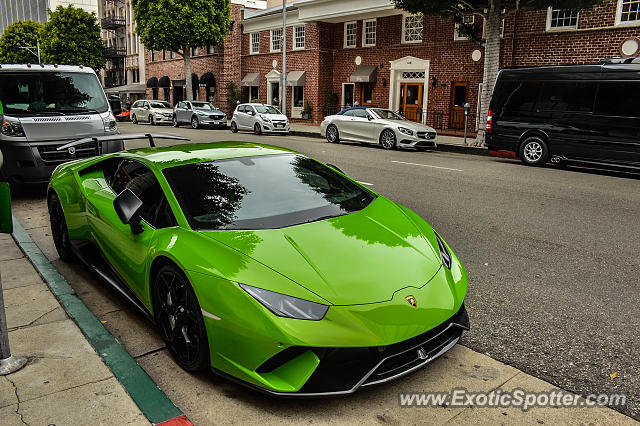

left=288, top=130, right=489, bottom=156
left=11, top=216, right=189, bottom=426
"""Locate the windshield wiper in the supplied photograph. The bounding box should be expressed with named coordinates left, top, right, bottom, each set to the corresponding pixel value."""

left=63, top=108, right=102, bottom=115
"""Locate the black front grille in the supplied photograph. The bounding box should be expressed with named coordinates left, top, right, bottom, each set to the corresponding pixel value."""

left=209, top=114, right=224, bottom=120
left=275, top=304, right=471, bottom=394
left=417, top=131, right=437, bottom=140
left=415, top=141, right=436, bottom=148
left=37, top=145, right=95, bottom=164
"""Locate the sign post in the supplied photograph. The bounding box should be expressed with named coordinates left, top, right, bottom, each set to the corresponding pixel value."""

left=0, top=159, right=28, bottom=375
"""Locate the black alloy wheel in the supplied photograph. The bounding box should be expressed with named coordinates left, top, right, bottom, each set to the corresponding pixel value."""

left=154, top=265, right=210, bottom=371
left=48, top=193, right=74, bottom=261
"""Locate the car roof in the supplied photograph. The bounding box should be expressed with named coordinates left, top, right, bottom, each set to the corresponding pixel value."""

left=122, top=142, right=296, bottom=170
left=0, top=63, right=97, bottom=74
left=337, top=106, right=370, bottom=115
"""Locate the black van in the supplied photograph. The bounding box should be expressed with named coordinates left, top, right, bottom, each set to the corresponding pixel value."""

left=485, top=58, right=640, bottom=169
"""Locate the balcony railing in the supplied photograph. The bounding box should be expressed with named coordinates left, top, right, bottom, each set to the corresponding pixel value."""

left=103, top=47, right=127, bottom=59
left=101, top=16, right=125, bottom=30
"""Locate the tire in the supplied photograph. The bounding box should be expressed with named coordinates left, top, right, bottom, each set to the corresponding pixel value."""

left=131, top=113, right=138, bottom=124
left=230, top=121, right=238, bottom=133
left=380, top=129, right=397, bottom=150
left=172, top=116, right=179, bottom=127
left=48, top=193, right=74, bottom=261
left=326, top=124, right=340, bottom=143
left=153, top=264, right=210, bottom=372
left=149, top=115, right=155, bottom=125
left=254, top=123, right=262, bottom=135
left=519, top=136, right=549, bottom=166
left=191, top=116, right=199, bottom=129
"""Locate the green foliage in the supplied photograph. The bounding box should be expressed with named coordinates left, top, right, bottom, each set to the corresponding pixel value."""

left=132, top=0, right=231, bottom=52
left=303, top=99, right=313, bottom=116
left=0, top=20, right=44, bottom=64
left=226, top=82, right=242, bottom=111
left=40, top=6, right=105, bottom=70
left=323, top=91, right=339, bottom=116
left=250, top=98, right=261, bottom=103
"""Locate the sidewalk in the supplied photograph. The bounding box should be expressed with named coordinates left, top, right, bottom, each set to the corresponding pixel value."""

left=288, top=122, right=488, bottom=156
left=0, top=232, right=149, bottom=425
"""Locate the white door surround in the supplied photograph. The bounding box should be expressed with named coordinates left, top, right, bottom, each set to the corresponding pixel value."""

left=389, top=56, right=430, bottom=124
left=266, top=69, right=281, bottom=107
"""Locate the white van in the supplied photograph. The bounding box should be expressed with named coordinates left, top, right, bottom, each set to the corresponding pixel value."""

left=0, top=64, right=123, bottom=183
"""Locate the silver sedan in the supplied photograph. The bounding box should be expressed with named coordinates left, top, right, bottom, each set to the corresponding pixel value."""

left=320, top=107, right=437, bottom=150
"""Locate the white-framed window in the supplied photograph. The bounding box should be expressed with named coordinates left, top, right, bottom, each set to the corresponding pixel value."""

left=344, top=21, right=357, bottom=48
left=294, top=25, right=305, bottom=50
left=454, top=15, right=474, bottom=40
left=271, top=28, right=282, bottom=52
left=546, top=8, right=579, bottom=30
left=250, top=32, right=260, bottom=54
left=616, top=0, right=640, bottom=25
left=207, top=45, right=215, bottom=54
left=403, top=14, right=423, bottom=43
left=363, top=19, right=377, bottom=47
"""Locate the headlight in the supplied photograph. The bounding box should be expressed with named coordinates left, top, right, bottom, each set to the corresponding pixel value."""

left=259, top=114, right=272, bottom=123
left=239, top=284, right=329, bottom=320
left=434, top=232, right=452, bottom=269
left=398, top=127, right=414, bottom=136
left=196, top=110, right=207, bottom=115
left=1, top=118, right=25, bottom=137
left=102, top=113, right=117, bottom=132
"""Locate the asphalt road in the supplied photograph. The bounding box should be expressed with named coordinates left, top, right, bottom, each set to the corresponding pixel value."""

left=11, top=121, right=640, bottom=420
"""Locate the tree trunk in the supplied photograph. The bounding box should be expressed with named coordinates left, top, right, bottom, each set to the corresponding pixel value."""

left=475, top=0, right=503, bottom=147
left=184, top=46, right=193, bottom=101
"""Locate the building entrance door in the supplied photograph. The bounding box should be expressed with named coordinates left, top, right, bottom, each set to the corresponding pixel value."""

left=449, top=82, right=468, bottom=130
left=399, top=83, right=423, bottom=122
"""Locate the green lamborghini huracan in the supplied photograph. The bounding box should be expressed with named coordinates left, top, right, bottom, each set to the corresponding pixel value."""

left=47, top=136, right=469, bottom=396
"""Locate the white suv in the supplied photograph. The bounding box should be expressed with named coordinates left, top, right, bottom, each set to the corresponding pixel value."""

left=230, top=103, right=289, bottom=135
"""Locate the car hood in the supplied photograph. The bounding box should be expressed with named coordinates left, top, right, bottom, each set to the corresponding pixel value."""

left=199, top=197, right=442, bottom=305
left=262, top=113, right=288, bottom=121
left=151, top=108, right=174, bottom=113
left=383, top=120, right=435, bottom=133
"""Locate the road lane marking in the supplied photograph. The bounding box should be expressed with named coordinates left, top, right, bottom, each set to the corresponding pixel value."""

left=358, top=181, right=374, bottom=186
left=391, top=160, right=463, bottom=172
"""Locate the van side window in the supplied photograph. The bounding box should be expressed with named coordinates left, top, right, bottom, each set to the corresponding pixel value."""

left=500, top=82, right=541, bottom=117
left=595, top=82, right=640, bottom=118
left=537, top=82, right=597, bottom=113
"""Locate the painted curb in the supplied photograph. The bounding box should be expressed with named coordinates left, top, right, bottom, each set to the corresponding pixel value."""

left=11, top=217, right=187, bottom=425
left=288, top=130, right=489, bottom=156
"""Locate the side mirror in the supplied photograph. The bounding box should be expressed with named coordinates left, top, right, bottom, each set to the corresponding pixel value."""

left=249, top=111, right=256, bottom=116
left=114, top=188, right=144, bottom=234
left=367, top=115, right=373, bottom=121
left=326, top=163, right=344, bottom=174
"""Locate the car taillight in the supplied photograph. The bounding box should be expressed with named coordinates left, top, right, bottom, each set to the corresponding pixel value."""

left=486, top=110, right=493, bottom=132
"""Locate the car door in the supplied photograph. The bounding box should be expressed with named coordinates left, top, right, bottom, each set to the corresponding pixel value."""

left=244, top=105, right=257, bottom=129
left=175, top=102, right=185, bottom=123
left=349, top=109, right=373, bottom=143
left=183, top=102, right=193, bottom=123
left=336, top=110, right=355, bottom=140
left=86, top=159, right=176, bottom=303
left=235, top=105, right=246, bottom=129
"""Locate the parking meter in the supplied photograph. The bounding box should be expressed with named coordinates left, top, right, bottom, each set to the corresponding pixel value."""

left=463, top=103, right=471, bottom=116
left=463, top=103, right=471, bottom=145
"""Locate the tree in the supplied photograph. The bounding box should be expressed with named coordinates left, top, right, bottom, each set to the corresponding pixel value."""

left=40, top=5, right=106, bottom=70
left=133, top=0, right=231, bottom=101
left=392, top=0, right=607, bottom=146
left=0, top=20, right=44, bottom=64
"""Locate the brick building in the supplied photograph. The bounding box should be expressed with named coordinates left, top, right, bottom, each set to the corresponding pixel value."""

left=144, top=0, right=640, bottom=133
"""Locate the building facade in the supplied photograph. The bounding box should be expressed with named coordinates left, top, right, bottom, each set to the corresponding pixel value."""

left=144, top=0, right=640, bottom=133
left=1, top=0, right=99, bottom=34
left=100, top=0, right=146, bottom=101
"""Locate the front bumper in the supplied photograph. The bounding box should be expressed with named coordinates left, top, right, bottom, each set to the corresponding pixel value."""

left=398, top=130, right=438, bottom=149
left=153, top=114, right=173, bottom=124
left=262, top=122, right=290, bottom=133
left=0, top=137, right=123, bottom=183
left=197, top=116, right=228, bottom=127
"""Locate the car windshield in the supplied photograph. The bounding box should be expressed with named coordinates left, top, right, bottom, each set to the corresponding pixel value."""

left=0, top=71, right=108, bottom=115
left=255, top=105, right=280, bottom=114
left=191, top=102, right=217, bottom=110
left=372, top=109, right=406, bottom=120
left=149, top=101, right=171, bottom=108
left=163, top=154, right=375, bottom=230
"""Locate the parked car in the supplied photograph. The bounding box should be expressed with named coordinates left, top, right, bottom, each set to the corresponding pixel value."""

left=47, top=137, right=469, bottom=395
left=115, top=110, right=131, bottom=122
left=173, top=101, right=227, bottom=129
left=320, top=107, right=437, bottom=150
left=130, top=100, right=173, bottom=125
left=486, top=58, right=640, bottom=168
left=0, top=64, right=121, bottom=184
left=230, top=103, right=289, bottom=135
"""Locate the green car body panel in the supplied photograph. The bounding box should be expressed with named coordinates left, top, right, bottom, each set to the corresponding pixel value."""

left=48, top=142, right=468, bottom=394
